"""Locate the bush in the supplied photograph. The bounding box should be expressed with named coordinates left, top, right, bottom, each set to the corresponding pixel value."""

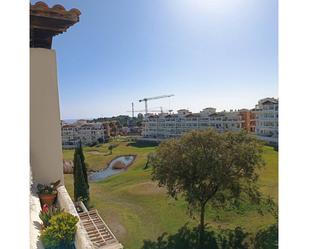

left=217, top=227, right=251, bottom=249
left=108, top=144, right=118, bottom=154
left=39, top=204, right=62, bottom=228
left=40, top=212, right=79, bottom=249
left=254, top=223, right=278, bottom=249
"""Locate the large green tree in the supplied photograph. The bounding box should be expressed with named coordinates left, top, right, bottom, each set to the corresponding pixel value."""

left=151, top=129, right=264, bottom=248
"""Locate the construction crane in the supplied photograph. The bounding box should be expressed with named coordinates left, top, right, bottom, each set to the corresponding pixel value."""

left=128, top=102, right=163, bottom=118
left=131, top=102, right=134, bottom=118
left=126, top=107, right=163, bottom=114
left=139, top=94, right=174, bottom=114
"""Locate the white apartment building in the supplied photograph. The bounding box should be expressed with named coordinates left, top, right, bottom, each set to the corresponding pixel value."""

left=142, top=108, right=245, bottom=139
left=62, top=122, right=105, bottom=148
left=254, top=98, right=278, bottom=144
left=142, top=97, right=278, bottom=145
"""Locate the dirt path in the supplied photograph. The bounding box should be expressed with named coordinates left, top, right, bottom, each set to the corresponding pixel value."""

left=87, top=151, right=105, bottom=155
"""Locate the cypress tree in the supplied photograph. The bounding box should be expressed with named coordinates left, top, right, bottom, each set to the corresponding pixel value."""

left=73, top=141, right=89, bottom=206
left=74, top=141, right=89, bottom=188
left=73, top=154, right=89, bottom=205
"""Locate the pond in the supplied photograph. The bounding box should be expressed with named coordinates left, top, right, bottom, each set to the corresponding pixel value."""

left=88, top=155, right=135, bottom=182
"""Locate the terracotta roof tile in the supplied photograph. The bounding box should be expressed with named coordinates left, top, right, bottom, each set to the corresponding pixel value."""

left=30, top=1, right=81, bottom=48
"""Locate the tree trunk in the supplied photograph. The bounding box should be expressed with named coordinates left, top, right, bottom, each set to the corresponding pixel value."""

left=199, top=203, right=206, bottom=249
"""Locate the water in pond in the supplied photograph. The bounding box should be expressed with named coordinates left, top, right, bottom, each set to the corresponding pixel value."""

left=88, top=155, right=135, bottom=181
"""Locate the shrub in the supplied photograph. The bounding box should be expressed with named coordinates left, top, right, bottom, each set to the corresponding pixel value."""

left=40, top=212, right=79, bottom=249
left=254, top=223, right=278, bottom=249
left=217, top=226, right=251, bottom=249
left=108, top=144, right=117, bottom=154
left=39, top=204, right=63, bottom=228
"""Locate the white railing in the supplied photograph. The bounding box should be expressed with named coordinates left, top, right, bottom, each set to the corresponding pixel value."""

left=57, top=186, right=94, bottom=249
left=30, top=192, right=44, bottom=249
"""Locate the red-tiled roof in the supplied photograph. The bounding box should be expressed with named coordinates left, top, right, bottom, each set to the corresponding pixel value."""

left=30, top=2, right=81, bottom=48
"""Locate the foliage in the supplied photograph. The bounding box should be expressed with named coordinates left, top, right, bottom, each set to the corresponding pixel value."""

left=252, top=175, right=278, bottom=249
left=91, top=113, right=143, bottom=127
left=141, top=225, right=252, bottom=249
left=151, top=129, right=265, bottom=247
left=73, top=141, right=89, bottom=188
left=91, top=115, right=135, bottom=127
left=97, top=137, right=104, bottom=144
left=108, top=144, right=117, bottom=154
left=40, top=212, right=79, bottom=249
left=74, top=154, right=89, bottom=206
left=254, top=223, right=278, bottom=249
left=63, top=141, right=278, bottom=249
left=37, top=180, right=61, bottom=195
left=142, top=224, right=279, bottom=249
left=217, top=227, right=251, bottom=249
left=73, top=141, right=89, bottom=206
left=144, top=152, right=155, bottom=169
left=39, top=204, right=62, bottom=228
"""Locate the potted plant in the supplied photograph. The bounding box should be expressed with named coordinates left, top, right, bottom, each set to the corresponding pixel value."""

left=39, top=204, right=63, bottom=228
left=37, top=180, right=61, bottom=206
left=40, top=212, right=79, bottom=249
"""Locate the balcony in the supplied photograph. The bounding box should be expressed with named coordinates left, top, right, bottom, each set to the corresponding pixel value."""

left=30, top=181, right=123, bottom=249
left=30, top=2, right=123, bottom=248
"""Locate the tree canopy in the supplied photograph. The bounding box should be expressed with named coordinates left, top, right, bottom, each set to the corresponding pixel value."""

left=151, top=129, right=265, bottom=247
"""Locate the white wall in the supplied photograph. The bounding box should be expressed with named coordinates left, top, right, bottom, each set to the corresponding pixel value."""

left=57, top=186, right=94, bottom=249
left=30, top=48, right=64, bottom=185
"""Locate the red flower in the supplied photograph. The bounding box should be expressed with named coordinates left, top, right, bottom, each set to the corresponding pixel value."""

left=42, top=204, right=49, bottom=213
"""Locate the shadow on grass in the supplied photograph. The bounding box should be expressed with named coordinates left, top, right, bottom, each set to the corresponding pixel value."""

left=141, top=225, right=219, bottom=249
left=141, top=224, right=278, bottom=249
left=127, top=141, right=159, bottom=148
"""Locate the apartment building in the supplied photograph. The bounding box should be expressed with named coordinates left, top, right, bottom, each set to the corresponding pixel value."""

left=61, top=124, right=77, bottom=147
left=142, top=98, right=278, bottom=144
left=142, top=108, right=251, bottom=139
left=61, top=122, right=106, bottom=148
left=239, top=109, right=256, bottom=133
left=254, top=98, right=279, bottom=144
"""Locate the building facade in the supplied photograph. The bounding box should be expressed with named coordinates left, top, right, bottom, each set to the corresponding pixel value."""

left=142, top=98, right=278, bottom=144
left=61, top=122, right=106, bottom=148
left=239, top=109, right=256, bottom=133
left=254, top=98, right=279, bottom=144
left=142, top=108, right=253, bottom=139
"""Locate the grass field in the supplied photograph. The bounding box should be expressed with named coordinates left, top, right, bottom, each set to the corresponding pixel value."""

left=64, top=140, right=278, bottom=249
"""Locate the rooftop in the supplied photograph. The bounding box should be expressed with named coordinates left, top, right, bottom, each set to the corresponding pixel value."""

left=30, top=1, right=81, bottom=48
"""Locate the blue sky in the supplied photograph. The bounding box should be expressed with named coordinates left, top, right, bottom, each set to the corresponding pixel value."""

left=32, top=0, right=278, bottom=119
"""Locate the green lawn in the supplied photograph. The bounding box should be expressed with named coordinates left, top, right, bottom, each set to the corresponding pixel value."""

left=64, top=141, right=278, bottom=249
